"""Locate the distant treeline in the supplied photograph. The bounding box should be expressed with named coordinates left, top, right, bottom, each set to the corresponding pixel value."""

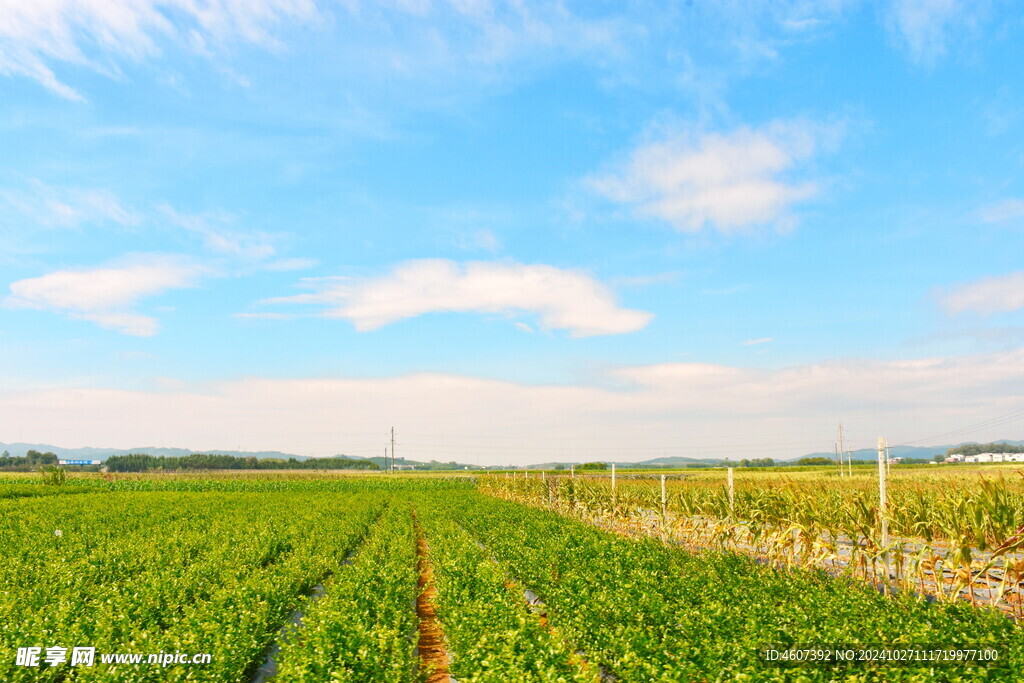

left=0, top=449, right=60, bottom=470
left=795, top=455, right=935, bottom=466
left=947, top=443, right=1024, bottom=456
left=104, top=453, right=379, bottom=472
left=713, top=458, right=778, bottom=467
left=733, top=458, right=776, bottom=467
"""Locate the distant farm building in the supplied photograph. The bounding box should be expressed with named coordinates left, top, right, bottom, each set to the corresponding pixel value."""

left=962, top=453, right=1024, bottom=463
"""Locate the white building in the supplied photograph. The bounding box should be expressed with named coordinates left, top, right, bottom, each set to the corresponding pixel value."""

left=961, top=452, right=1023, bottom=463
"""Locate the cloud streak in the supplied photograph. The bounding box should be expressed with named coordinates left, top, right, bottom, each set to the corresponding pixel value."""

left=0, top=180, right=139, bottom=228
left=158, top=204, right=277, bottom=262
left=977, top=199, right=1024, bottom=224
left=5, top=255, right=204, bottom=336
left=263, top=259, right=652, bottom=337
left=884, top=0, right=987, bottom=65
left=0, top=0, right=318, bottom=99
left=941, top=272, right=1024, bottom=316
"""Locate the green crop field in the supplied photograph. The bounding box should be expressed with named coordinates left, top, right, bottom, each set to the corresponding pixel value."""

left=2, top=473, right=1023, bottom=681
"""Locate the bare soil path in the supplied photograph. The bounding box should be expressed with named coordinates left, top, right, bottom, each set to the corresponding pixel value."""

left=413, top=512, right=451, bottom=683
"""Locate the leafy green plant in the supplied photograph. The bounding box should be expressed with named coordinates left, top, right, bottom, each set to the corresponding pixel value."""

left=40, top=465, right=66, bottom=486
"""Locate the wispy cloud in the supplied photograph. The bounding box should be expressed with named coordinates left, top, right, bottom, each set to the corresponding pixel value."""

left=462, top=229, right=502, bottom=254
left=4, top=254, right=204, bottom=336
left=742, top=337, right=773, bottom=346
left=262, top=259, right=652, bottom=337
left=977, top=199, right=1024, bottom=224
left=588, top=119, right=839, bottom=233
left=0, top=180, right=139, bottom=228
left=0, top=0, right=319, bottom=99
left=940, top=272, right=1024, bottom=315
left=158, top=204, right=276, bottom=262
left=884, top=0, right=988, bottom=65
left=158, top=205, right=317, bottom=273
left=0, top=0, right=630, bottom=103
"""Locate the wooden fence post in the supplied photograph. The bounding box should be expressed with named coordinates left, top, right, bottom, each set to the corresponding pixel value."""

left=727, top=467, right=735, bottom=518
left=611, top=463, right=617, bottom=506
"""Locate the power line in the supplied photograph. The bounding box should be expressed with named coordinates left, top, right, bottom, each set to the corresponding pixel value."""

left=893, top=406, right=1024, bottom=447
left=384, top=441, right=831, bottom=454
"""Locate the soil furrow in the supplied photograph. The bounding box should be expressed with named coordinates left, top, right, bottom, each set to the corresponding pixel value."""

left=413, top=512, right=451, bottom=683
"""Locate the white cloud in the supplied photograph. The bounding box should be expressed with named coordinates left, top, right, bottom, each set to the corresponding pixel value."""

left=263, top=259, right=652, bottom=337
left=742, top=337, right=773, bottom=346
left=589, top=120, right=835, bottom=233
left=941, top=272, right=1024, bottom=316
left=610, top=351, right=1024, bottom=428
left=0, top=0, right=318, bottom=99
left=4, top=255, right=204, bottom=335
left=3, top=348, right=1023, bottom=465
left=884, top=0, right=986, bottom=65
left=977, top=199, right=1024, bottom=224
left=0, top=180, right=139, bottom=228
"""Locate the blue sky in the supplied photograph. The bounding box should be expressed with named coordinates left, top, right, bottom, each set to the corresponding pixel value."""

left=2, top=1, right=1024, bottom=464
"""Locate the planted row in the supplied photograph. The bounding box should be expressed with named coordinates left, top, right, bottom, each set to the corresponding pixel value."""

left=482, top=472, right=1024, bottom=614
left=458, top=490, right=1023, bottom=681
left=274, top=504, right=420, bottom=682
left=0, top=490, right=381, bottom=681
left=415, top=499, right=596, bottom=682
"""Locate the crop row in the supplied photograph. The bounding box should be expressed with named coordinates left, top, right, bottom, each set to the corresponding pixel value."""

left=0, top=489, right=382, bottom=681
left=274, top=503, right=420, bottom=681
left=4, top=479, right=1024, bottom=681
left=413, top=498, right=596, bottom=682
left=481, top=473, right=1024, bottom=615
left=452, top=489, right=1023, bottom=681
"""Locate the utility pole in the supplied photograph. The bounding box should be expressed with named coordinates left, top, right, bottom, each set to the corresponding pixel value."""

left=834, top=442, right=840, bottom=474
left=384, top=445, right=388, bottom=473
left=391, top=427, right=395, bottom=474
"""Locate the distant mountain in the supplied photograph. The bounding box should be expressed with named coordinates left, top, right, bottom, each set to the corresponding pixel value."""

left=797, top=445, right=942, bottom=462
left=631, top=456, right=733, bottom=467
left=0, top=443, right=492, bottom=469
left=523, top=440, right=1024, bottom=469
left=524, top=456, right=723, bottom=470
left=799, top=440, right=1024, bottom=463
left=4, top=438, right=1023, bottom=469
left=0, top=442, right=312, bottom=462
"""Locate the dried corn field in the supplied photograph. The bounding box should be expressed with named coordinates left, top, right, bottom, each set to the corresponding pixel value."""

left=481, top=466, right=1024, bottom=618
